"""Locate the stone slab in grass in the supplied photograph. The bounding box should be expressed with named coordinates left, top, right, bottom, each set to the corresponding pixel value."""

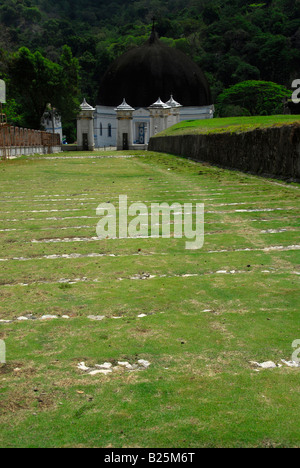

left=0, top=150, right=299, bottom=448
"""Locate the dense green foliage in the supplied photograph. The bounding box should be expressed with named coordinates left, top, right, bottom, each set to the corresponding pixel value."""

left=8, top=45, right=80, bottom=130
left=0, top=0, right=299, bottom=133
left=0, top=43, right=80, bottom=140
left=216, top=80, right=291, bottom=116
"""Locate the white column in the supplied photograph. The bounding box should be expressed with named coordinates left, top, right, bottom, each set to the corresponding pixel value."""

left=148, top=98, right=171, bottom=138
left=115, top=99, right=135, bottom=150
left=166, top=95, right=182, bottom=128
left=77, top=99, right=95, bottom=151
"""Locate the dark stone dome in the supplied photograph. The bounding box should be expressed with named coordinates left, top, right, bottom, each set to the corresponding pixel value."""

left=97, top=30, right=212, bottom=108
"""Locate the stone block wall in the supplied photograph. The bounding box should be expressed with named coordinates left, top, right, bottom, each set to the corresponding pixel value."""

left=148, top=124, right=300, bottom=180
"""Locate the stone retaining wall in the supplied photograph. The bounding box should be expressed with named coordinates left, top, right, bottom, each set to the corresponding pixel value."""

left=148, top=124, right=300, bottom=179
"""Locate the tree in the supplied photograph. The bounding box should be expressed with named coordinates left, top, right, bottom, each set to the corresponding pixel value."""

left=1, top=0, right=299, bottom=119
left=58, top=45, right=81, bottom=142
left=58, top=45, right=81, bottom=125
left=216, top=80, right=291, bottom=117
left=9, top=47, right=61, bottom=128
left=4, top=98, right=24, bottom=126
left=8, top=46, right=80, bottom=139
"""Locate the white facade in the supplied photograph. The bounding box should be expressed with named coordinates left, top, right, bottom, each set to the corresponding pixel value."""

left=94, top=106, right=117, bottom=148
left=180, top=106, right=214, bottom=121
left=93, top=100, right=214, bottom=149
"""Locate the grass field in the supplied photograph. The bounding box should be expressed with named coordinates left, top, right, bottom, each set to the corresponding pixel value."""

left=0, top=150, right=299, bottom=448
left=157, top=115, right=300, bottom=137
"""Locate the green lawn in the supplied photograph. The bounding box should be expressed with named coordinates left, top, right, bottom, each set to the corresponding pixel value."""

left=156, top=115, right=300, bottom=137
left=0, top=150, right=299, bottom=448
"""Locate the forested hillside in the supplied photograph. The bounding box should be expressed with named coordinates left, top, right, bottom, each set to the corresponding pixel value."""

left=0, top=0, right=299, bottom=134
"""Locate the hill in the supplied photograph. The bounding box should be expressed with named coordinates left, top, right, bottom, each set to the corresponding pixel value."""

left=0, top=0, right=299, bottom=104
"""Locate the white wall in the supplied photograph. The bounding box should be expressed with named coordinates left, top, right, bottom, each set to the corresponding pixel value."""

left=94, top=105, right=215, bottom=147
left=94, top=106, right=117, bottom=148
left=180, top=105, right=214, bottom=121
